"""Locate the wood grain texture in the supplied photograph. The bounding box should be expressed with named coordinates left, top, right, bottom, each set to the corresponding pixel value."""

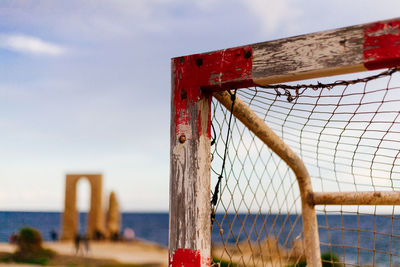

left=176, top=17, right=400, bottom=90
left=170, top=57, right=211, bottom=267
left=251, top=17, right=400, bottom=85
left=252, top=25, right=366, bottom=85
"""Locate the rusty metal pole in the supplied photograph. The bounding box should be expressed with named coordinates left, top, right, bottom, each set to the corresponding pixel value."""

left=313, top=191, right=400, bottom=205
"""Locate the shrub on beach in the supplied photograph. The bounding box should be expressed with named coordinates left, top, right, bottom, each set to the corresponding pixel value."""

left=287, top=251, right=342, bottom=267
left=320, top=251, right=342, bottom=267
left=17, top=227, right=43, bottom=253
left=213, top=257, right=237, bottom=267
left=11, top=227, right=55, bottom=265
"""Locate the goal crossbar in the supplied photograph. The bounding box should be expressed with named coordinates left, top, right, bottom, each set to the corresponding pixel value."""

left=174, top=17, right=400, bottom=93
left=170, top=17, right=400, bottom=267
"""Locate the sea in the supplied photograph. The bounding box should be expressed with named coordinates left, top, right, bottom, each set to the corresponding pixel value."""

left=0, top=211, right=399, bottom=266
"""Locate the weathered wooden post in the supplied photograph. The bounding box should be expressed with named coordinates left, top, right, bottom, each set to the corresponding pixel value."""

left=169, top=55, right=212, bottom=267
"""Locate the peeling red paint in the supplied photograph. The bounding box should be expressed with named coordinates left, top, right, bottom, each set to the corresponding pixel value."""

left=198, top=46, right=254, bottom=90
left=364, top=20, right=400, bottom=70
left=203, top=257, right=211, bottom=266
left=172, top=56, right=207, bottom=139
left=172, top=46, right=253, bottom=138
left=169, top=249, right=202, bottom=267
left=172, top=56, right=203, bottom=139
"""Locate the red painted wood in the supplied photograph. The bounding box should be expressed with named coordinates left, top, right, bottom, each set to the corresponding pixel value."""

left=172, top=56, right=208, bottom=138
left=198, top=45, right=254, bottom=90
left=172, top=45, right=253, bottom=138
left=364, top=19, right=400, bottom=70
left=171, top=58, right=213, bottom=267
left=169, top=249, right=202, bottom=267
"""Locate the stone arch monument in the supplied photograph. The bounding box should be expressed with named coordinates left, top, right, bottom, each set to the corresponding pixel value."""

left=61, top=174, right=106, bottom=240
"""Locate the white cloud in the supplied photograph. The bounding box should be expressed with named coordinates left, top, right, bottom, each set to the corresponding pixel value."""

left=243, top=0, right=303, bottom=35
left=0, top=34, right=66, bottom=56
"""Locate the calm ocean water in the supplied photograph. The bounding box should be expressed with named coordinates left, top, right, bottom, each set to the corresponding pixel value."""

left=0, top=212, right=169, bottom=246
left=0, top=212, right=399, bottom=266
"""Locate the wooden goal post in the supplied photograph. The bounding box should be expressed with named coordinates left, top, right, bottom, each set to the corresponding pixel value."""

left=170, top=17, right=400, bottom=267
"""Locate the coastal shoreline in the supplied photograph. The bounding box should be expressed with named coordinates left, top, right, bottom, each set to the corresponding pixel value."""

left=0, top=240, right=168, bottom=266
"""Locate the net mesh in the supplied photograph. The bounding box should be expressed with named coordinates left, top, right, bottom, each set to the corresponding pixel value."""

left=210, top=68, right=400, bottom=267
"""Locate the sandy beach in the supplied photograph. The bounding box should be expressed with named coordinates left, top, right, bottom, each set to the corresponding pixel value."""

left=0, top=240, right=168, bottom=266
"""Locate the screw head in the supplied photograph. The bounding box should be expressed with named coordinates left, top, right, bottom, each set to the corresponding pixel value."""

left=180, top=88, right=187, bottom=100
left=195, top=58, right=203, bottom=67
left=179, top=135, right=186, bottom=143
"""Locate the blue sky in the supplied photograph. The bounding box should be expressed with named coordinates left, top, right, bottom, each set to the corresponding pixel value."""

left=0, top=0, right=399, bottom=211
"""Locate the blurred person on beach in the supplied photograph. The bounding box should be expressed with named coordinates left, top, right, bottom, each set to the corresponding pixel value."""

left=74, top=233, right=81, bottom=254
left=94, top=230, right=105, bottom=240
left=83, top=234, right=90, bottom=255
left=111, top=232, right=120, bottom=242
left=8, top=232, right=17, bottom=244
left=50, top=229, right=58, bottom=241
left=123, top=227, right=135, bottom=241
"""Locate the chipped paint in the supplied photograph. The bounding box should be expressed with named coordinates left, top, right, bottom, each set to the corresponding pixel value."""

left=172, top=56, right=204, bottom=139
left=169, top=133, right=211, bottom=267
left=169, top=249, right=202, bottom=267
left=198, top=46, right=253, bottom=90
left=364, top=20, right=400, bottom=70
left=170, top=51, right=214, bottom=267
left=171, top=46, right=253, bottom=139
